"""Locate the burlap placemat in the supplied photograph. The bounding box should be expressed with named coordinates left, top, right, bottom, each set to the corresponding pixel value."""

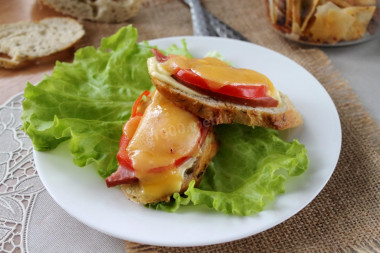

left=77, top=0, right=380, bottom=252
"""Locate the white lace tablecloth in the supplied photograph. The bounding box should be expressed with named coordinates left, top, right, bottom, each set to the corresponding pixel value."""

left=0, top=93, right=125, bottom=253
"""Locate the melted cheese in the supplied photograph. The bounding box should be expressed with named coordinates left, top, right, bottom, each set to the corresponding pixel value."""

left=148, top=56, right=281, bottom=103
left=161, top=55, right=278, bottom=98
left=127, top=91, right=201, bottom=202
left=148, top=57, right=201, bottom=97
left=138, top=169, right=183, bottom=202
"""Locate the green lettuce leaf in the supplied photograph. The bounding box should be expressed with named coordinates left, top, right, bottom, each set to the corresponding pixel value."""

left=22, top=25, right=308, bottom=215
left=22, top=25, right=154, bottom=178
left=205, top=50, right=232, bottom=65
left=164, top=39, right=193, bottom=58
left=149, top=125, right=308, bottom=215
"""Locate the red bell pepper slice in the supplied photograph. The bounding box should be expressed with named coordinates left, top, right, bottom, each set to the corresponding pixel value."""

left=173, top=68, right=278, bottom=107
left=131, top=90, right=150, bottom=117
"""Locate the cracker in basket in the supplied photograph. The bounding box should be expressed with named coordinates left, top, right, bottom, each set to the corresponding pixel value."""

left=285, top=0, right=293, bottom=29
left=344, top=5, right=377, bottom=36
left=300, top=0, right=320, bottom=32
left=306, top=1, right=376, bottom=43
left=290, top=0, right=320, bottom=34
left=267, top=0, right=292, bottom=33
left=267, top=0, right=276, bottom=24
left=291, top=0, right=302, bottom=34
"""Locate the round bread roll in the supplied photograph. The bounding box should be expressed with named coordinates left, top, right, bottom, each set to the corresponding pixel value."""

left=39, top=0, right=142, bottom=23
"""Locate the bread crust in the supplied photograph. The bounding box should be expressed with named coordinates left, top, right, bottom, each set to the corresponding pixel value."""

left=120, top=130, right=217, bottom=204
left=151, top=77, right=303, bottom=130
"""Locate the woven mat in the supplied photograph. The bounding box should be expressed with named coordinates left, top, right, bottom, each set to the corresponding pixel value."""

left=77, top=0, right=380, bottom=252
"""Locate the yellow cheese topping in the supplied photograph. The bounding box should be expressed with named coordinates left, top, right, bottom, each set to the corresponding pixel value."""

left=161, top=55, right=278, bottom=98
left=137, top=170, right=183, bottom=203
left=127, top=91, right=201, bottom=202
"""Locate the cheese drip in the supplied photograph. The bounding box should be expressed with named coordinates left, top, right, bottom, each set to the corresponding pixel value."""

left=127, top=91, right=201, bottom=202
left=161, top=55, right=278, bottom=98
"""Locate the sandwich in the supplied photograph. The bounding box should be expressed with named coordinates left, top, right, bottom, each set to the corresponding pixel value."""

left=105, top=90, right=218, bottom=204
left=147, top=49, right=303, bottom=130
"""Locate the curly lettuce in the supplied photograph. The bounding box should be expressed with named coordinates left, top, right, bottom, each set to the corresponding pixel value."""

left=22, top=25, right=308, bottom=215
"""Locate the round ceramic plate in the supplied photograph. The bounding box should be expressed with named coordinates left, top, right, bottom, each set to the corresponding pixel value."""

left=34, top=36, right=342, bottom=247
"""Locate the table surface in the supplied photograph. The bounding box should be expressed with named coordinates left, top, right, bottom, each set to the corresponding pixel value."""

left=322, top=38, right=380, bottom=125
left=0, top=1, right=379, bottom=252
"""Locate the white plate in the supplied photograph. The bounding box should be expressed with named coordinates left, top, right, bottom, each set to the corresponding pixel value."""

left=34, top=36, right=341, bottom=247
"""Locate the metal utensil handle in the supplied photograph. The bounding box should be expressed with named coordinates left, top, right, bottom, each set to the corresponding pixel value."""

left=182, top=0, right=249, bottom=41
left=187, top=0, right=217, bottom=36
left=207, top=12, right=249, bottom=41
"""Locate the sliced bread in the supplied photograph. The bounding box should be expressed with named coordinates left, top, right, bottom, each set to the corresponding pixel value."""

left=0, top=17, right=84, bottom=69
left=39, top=0, right=141, bottom=23
left=152, top=77, right=303, bottom=130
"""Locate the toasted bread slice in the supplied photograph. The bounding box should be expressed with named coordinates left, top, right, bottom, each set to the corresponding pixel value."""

left=120, top=129, right=217, bottom=204
left=0, top=17, right=84, bottom=69
left=147, top=58, right=303, bottom=130
left=39, top=0, right=141, bottom=23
